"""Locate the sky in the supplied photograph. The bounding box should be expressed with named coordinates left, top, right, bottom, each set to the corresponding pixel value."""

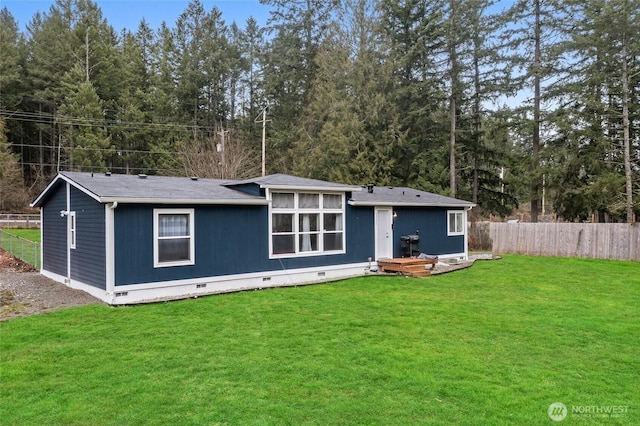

left=2, top=0, right=272, bottom=33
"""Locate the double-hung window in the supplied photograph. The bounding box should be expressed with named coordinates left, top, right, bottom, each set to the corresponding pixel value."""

left=447, top=210, right=464, bottom=236
left=270, top=192, right=345, bottom=257
left=154, top=208, right=195, bottom=267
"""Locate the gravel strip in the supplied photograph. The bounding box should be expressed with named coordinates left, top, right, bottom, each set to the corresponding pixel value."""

left=0, top=271, right=102, bottom=321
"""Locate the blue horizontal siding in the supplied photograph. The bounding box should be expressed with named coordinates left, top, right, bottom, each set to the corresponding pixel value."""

left=114, top=204, right=375, bottom=286
left=226, top=183, right=264, bottom=197
left=42, top=181, right=67, bottom=276
left=70, top=188, right=106, bottom=289
left=392, top=207, right=464, bottom=256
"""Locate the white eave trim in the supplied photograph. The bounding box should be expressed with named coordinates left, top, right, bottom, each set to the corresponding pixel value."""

left=31, top=174, right=101, bottom=207
left=348, top=200, right=476, bottom=208
left=99, top=197, right=268, bottom=205
left=260, top=184, right=362, bottom=193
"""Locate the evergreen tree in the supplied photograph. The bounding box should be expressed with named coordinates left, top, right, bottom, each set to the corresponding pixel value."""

left=57, top=64, right=112, bottom=171
left=0, top=117, right=29, bottom=211
left=259, top=0, right=338, bottom=173
left=455, top=0, right=518, bottom=214
left=236, top=16, right=266, bottom=150
left=503, top=0, right=571, bottom=221
left=109, top=29, right=152, bottom=174
left=173, top=0, right=230, bottom=129
left=19, top=0, right=118, bottom=179
left=379, top=0, right=449, bottom=188
left=549, top=0, right=639, bottom=221
left=0, top=8, right=22, bottom=111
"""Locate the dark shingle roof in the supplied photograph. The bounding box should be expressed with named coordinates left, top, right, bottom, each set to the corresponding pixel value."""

left=349, top=185, right=474, bottom=208
left=32, top=172, right=266, bottom=206
left=228, top=173, right=361, bottom=191
left=32, top=172, right=474, bottom=208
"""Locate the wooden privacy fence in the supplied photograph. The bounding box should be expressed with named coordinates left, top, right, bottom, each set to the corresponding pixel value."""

left=490, top=222, right=640, bottom=261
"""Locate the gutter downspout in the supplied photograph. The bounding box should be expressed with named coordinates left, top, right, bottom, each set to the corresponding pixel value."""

left=105, top=201, right=118, bottom=303
left=66, top=182, right=71, bottom=284
left=464, top=206, right=474, bottom=260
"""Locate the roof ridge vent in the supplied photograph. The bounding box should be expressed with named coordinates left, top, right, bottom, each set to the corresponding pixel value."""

left=138, top=174, right=147, bottom=179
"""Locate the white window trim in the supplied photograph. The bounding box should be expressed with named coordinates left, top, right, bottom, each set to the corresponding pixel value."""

left=69, top=211, right=76, bottom=249
left=268, top=190, right=346, bottom=259
left=153, top=208, right=195, bottom=268
left=447, top=210, right=465, bottom=236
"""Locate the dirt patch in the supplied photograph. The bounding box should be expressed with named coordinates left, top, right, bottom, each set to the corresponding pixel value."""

left=0, top=248, right=102, bottom=321
left=0, top=248, right=36, bottom=272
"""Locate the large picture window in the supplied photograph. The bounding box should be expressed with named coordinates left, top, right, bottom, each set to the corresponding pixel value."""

left=154, top=208, right=195, bottom=267
left=270, top=192, right=345, bottom=257
left=447, top=210, right=465, bottom=236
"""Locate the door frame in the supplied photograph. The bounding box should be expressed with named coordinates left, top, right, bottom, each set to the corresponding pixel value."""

left=374, top=207, right=393, bottom=260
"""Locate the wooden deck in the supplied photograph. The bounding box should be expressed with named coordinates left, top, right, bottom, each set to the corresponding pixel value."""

left=377, top=257, right=438, bottom=278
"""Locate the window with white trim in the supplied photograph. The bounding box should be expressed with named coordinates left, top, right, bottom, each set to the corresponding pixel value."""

left=69, top=211, right=76, bottom=249
left=447, top=210, right=464, bottom=236
left=154, top=208, right=195, bottom=267
left=270, top=192, right=345, bottom=257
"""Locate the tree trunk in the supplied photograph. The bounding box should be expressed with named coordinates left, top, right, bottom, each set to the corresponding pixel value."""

left=450, top=94, right=456, bottom=198
left=449, top=0, right=457, bottom=198
left=531, top=0, right=541, bottom=222
left=472, top=34, right=481, bottom=204
left=621, top=37, right=632, bottom=223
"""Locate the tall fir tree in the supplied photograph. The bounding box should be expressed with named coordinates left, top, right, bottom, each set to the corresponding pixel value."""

left=57, top=64, right=112, bottom=171
left=502, top=0, right=572, bottom=221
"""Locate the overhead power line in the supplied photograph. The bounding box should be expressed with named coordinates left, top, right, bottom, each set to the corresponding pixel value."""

left=0, top=109, right=225, bottom=133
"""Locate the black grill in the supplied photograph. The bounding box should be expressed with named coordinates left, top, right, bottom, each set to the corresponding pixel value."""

left=400, top=234, right=420, bottom=257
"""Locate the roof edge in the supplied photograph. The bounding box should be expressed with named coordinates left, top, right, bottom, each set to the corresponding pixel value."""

left=31, top=173, right=102, bottom=208
left=348, top=200, right=475, bottom=208
left=99, top=197, right=268, bottom=205
left=262, top=184, right=362, bottom=192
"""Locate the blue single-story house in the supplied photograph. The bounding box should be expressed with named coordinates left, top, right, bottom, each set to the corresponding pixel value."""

left=31, top=172, right=474, bottom=304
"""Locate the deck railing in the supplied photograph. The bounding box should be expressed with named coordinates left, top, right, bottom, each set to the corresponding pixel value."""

left=0, top=229, right=41, bottom=269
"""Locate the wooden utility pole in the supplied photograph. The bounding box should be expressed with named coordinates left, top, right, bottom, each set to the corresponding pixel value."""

left=254, top=104, right=271, bottom=177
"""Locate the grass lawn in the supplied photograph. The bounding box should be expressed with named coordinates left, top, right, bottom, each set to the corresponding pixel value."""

left=0, top=228, right=41, bottom=268
left=0, top=228, right=41, bottom=243
left=1, top=256, right=638, bottom=425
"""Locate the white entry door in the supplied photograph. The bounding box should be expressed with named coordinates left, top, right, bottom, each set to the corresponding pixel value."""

left=375, top=208, right=393, bottom=260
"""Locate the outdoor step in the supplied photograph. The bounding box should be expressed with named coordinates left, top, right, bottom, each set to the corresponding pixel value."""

left=377, top=258, right=434, bottom=277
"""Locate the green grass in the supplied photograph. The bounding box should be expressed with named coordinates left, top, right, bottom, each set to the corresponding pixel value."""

left=1, top=256, right=638, bottom=425
left=0, top=228, right=41, bottom=268
left=1, top=228, right=41, bottom=243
